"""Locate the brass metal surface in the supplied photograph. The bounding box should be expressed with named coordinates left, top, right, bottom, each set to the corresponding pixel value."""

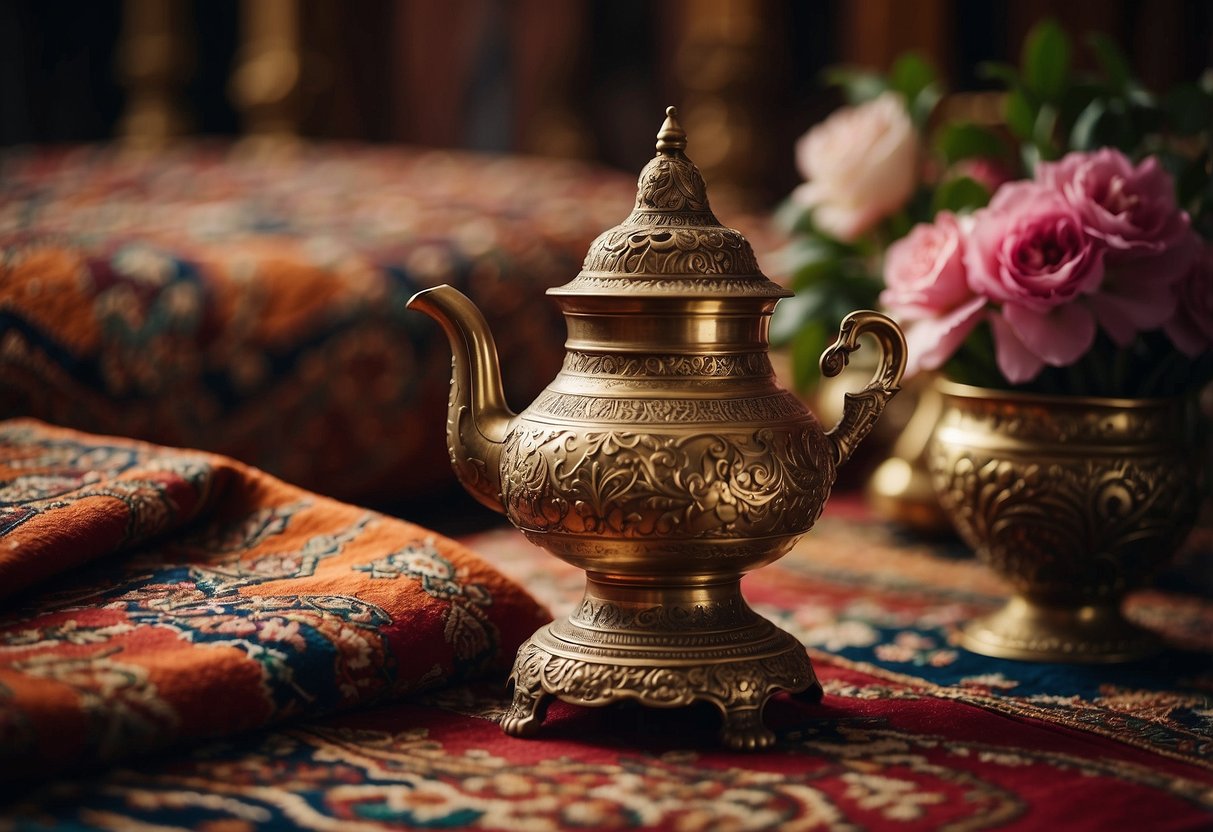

left=928, top=380, right=1201, bottom=663
left=408, top=107, right=906, bottom=748
left=865, top=376, right=952, bottom=534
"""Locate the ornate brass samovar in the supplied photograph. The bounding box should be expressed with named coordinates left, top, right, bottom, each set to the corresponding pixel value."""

left=408, top=108, right=907, bottom=749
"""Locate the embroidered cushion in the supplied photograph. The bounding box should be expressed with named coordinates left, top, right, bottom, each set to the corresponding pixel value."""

left=0, top=143, right=637, bottom=505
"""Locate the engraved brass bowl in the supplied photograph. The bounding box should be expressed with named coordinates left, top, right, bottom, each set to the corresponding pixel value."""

left=408, top=108, right=907, bottom=748
left=928, top=380, right=1202, bottom=662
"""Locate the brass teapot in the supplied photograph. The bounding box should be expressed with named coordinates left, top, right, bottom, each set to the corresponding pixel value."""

left=408, top=108, right=906, bottom=749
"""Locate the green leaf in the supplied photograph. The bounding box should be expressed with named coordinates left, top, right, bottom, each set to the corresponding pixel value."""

left=791, top=319, right=830, bottom=391
left=1033, top=103, right=1061, bottom=158
left=770, top=289, right=827, bottom=345
left=842, top=275, right=886, bottom=310
left=1021, top=19, right=1071, bottom=101
left=885, top=209, right=914, bottom=242
left=903, top=187, right=936, bottom=226
left=932, top=176, right=991, bottom=214
left=1020, top=142, right=1042, bottom=177
left=890, top=52, right=936, bottom=102
left=978, top=61, right=1020, bottom=88
left=780, top=236, right=836, bottom=265
left=772, top=197, right=810, bottom=233
left=1086, top=32, right=1131, bottom=91
left=1164, top=84, right=1213, bottom=136
left=911, top=82, right=945, bottom=128
left=943, top=321, right=1002, bottom=387
left=1069, top=98, right=1142, bottom=153
left=1125, top=84, right=1156, bottom=109
left=821, top=66, right=887, bottom=104
left=1058, top=80, right=1107, bottom=142
left=934, top=122, right=1011, bottom=163
left=1172, top=149, right=1212, bottom=207
left=792, top=258, right=842, bottom=291
left=1126, top=96, right=1164, bottom=141
left=1005, top=88, right=1036, bottom=140
left=1069, top=99, right=1109, bottom=150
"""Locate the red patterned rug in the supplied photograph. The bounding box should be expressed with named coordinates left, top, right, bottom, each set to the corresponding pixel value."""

left=1, top=420, right=1211, bottom=830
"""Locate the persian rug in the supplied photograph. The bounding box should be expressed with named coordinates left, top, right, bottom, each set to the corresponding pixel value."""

left=0, top=419, right=549, bottom=780
left=2, top=422, right=1211, bottom=830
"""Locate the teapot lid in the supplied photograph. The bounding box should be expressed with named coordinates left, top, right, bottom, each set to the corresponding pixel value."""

left=549, top=107, right=791, bottom=300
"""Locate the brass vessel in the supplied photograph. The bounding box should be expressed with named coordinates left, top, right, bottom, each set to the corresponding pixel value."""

left=929, top=381, right=1202, bottom=662
left=865, top=376, right=952, bottom=534
left=408, top=108, right=907, bottom=748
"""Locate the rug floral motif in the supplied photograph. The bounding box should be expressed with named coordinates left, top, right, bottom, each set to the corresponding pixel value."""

left=0, top=419, right=549, bottom=779
left=4, top=674, right=1210, bottom=831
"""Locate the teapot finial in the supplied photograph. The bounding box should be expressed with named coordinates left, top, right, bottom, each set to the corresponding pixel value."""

left=655, top=105, right=687, bottom=155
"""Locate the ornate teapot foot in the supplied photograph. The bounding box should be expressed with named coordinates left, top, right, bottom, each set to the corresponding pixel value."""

left=501, top=579, right=819, bottom=749
left=960, top=596, right=1161, bottom=663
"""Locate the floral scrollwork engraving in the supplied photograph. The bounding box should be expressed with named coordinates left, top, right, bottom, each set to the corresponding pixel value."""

left=634, top=155, right=711, bottom=213
left=928, top=396, right=1200, bottom=604
left=561, top=351, right=771, bottom=378
left=503, top=626, right=818, bottom=748
left=557, top=275, right=785, bottom=296
left=579, top=226, right=760, bottom=277
left=500, top=424, right=833, bottom=539
left=528, top=390, right=807, bottom=424
left=569, top=596, right=748, bottom=631
left=507, top=633, right=813, bottom=711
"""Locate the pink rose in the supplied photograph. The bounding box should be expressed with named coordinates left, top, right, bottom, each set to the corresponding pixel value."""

left=1164, top=246, right=1213, bottom=357
left=1037, top=149, right=1198, bottom=343
left=880, top=213, right=984, bottom=376
left=1039, top=149, right=1192, bottom=266
left=881, top=212, right=972, bottom=316
left=901, top=297, right=987, bottom=377
left=965, top=181, right=1105, bottom=383
left=792, top=92, right=919, bottom=242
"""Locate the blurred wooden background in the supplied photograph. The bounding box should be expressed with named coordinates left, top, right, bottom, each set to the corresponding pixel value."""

left=1, top=0, right=1209, bottom=207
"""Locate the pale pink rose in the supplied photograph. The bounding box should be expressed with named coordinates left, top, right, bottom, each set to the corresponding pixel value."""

left=880, top=212, right=973, bottom=318
left=965, top=181, right=1105, bottom=383
left=1164, top=246, right=1213, bottom=357
left=1037, top=149, right=1198, bottom=343
left=792, top=92, right=919, bottom=242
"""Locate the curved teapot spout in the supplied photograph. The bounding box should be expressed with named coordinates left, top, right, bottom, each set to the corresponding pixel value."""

left=406, top=285, right=514, bottom=514
left=818, top=311, right=908, bottom=468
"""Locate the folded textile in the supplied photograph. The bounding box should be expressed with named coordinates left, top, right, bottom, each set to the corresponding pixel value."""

left=0, top=419, right=550, bottom=778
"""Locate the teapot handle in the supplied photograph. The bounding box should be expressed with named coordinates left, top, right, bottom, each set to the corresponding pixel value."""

left=819, top=310, right=907, bottom=468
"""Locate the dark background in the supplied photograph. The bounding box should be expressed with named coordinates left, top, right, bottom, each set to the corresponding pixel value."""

left=2, top=0, right=1210, bottom=206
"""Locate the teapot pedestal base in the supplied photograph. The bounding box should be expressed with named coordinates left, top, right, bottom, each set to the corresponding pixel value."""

left=502, top=578, right=821, bottom=750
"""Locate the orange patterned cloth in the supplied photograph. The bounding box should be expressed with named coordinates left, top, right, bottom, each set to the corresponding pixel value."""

left=0, top=419, right=550, bottom=778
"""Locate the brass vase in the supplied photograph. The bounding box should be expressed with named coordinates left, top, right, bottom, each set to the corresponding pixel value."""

left=865, top=375, right=952, bottom=534
left=407, top=108, right=907, bottom=748
left=928, top=380, right=1202, bottom=662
